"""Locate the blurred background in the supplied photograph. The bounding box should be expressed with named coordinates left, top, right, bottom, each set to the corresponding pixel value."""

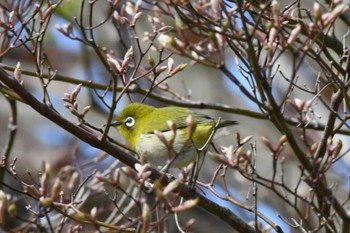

left=1, top=0, right=349, bottom=232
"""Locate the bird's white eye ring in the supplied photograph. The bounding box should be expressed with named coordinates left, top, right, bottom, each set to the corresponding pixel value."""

left=124, top=117, right=135, bottom=128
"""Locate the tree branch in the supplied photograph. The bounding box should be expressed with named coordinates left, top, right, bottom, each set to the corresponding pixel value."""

left=0, top=67, right=261, bottom=233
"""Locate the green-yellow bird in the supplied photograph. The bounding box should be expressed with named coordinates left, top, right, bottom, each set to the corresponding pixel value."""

left=111, top=103, right=237, bottom=168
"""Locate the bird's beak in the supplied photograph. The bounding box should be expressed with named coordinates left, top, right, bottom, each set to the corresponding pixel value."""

left=109, top=121, right=122, bottom=127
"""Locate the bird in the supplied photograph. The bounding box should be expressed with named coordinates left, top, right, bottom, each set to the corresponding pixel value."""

left=111, top=103, right=237, bottom=168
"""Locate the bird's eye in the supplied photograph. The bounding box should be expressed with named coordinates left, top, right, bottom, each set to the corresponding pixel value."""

left=124, top=117, right=135, bottom=128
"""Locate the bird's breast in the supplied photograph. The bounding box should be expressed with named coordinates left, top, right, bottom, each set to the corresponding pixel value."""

left=136, top=128, right=208, bottom=168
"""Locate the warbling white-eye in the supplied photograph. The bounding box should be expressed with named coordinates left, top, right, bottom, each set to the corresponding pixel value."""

left=111, top=103, right=237, bottom=168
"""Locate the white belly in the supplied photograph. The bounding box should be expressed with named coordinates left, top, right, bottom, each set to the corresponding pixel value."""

left=136, top=130, right=198, bottom=168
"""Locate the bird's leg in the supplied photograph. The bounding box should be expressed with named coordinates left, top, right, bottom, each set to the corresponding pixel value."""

left=160, top=163, right=170, bottom=173
left=188, top=160, right=197, bottom=188
left=197, top=118, right=221, bottom=152
left=211, top=141, right=220, bottom=153
left=190, top=119, right=222, bottom=187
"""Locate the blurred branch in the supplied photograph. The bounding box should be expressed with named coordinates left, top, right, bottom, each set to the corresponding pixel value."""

left=1, top=0, right=350, bottom=231
left=0, top=96, right=17, bottom=188
left=3, top=63, right=350, bottom=136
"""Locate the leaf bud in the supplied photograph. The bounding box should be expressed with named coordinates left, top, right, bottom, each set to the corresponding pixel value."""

left=186, top=115, right=196, bottom=140
left=147, top=54, right=155, bottom=67
left=39, top=197, right=53, bottom=207
left=171, top=198, right=199, bottom=212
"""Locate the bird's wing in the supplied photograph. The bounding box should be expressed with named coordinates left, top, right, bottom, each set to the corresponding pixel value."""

left=142, top=107, right=213, bottom=133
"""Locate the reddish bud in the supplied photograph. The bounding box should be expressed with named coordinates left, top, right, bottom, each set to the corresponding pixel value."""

left=208, top=152, right=230, bottom=166
left=131, top=12, right=142, bottom=26
left=163, top=179, right=180, bottom=196
left=261, top=136, right=274, bottom=152
left=90, top=207, right=97, bottom=221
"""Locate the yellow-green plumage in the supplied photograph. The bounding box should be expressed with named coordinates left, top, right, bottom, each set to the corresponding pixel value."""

left=114, top=103, right=237, bottom=168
